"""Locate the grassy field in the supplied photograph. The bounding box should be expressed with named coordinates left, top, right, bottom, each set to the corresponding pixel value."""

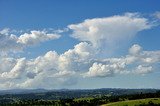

left=102, top=98, right=160, bottom=106
left=74, top=97, right=94, bottom=101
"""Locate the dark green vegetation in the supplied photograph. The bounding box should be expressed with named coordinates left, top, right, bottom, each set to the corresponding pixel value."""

left=0, top=88, right=159, bottom=106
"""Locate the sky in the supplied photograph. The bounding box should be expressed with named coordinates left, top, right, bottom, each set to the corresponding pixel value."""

left=0, top=0, right=160, bottom=89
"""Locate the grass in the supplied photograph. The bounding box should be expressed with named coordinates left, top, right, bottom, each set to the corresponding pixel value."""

left=74, top=97, right=94, bottom=101
left=101, top=98, right=160, bottom=106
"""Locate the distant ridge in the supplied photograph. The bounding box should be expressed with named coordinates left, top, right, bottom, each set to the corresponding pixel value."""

left=0, top=88, right=159, bottom=95
left=0, top=88, right=48, bottom=95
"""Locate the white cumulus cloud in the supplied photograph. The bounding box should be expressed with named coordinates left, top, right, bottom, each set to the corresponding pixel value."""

left=83, top=44, right=160, bottom=77
left=68, top=13, right=152, bottom=50
left=0, top=58, right=26, bottom=79
left=0, top=29, right=61, bottom=55
left=0, top=12, right=159, bottom=89
left=17, top=30, right=60, bottom=45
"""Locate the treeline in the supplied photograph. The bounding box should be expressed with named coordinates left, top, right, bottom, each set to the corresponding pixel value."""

left=0, top=88, right=157, bottom=100
left=0, top=90, right=160, bottom=106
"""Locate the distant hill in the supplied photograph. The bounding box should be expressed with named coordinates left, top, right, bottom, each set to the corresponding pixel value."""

left=0, top=88, right=159, bottom=99
left=0, top=88, right=48, bottom=95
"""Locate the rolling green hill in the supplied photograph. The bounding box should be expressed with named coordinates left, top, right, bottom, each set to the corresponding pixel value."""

left=0, top=89, right=159, bottom=105
left=102, top=98, right=160, bottom=106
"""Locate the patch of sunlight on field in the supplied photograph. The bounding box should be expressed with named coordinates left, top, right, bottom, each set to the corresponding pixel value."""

left=102, top=98, right=160, bottom=106
left=74, top=97, right=94, bottom=101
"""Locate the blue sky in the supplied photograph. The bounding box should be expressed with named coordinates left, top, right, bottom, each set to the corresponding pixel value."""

left=0, top=0, right=160, bottom=89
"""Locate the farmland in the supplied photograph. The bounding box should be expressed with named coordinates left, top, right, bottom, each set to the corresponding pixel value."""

left=102, top=98, right=160, bottom=106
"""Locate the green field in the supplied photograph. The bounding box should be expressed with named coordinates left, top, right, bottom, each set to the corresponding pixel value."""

left=74, top=97, right=94, bottom=101
left=102, top=98, right=160, bottom=106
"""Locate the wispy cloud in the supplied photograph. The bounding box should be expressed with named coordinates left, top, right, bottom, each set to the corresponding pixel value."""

left=153, top=11, right=160, bottom=19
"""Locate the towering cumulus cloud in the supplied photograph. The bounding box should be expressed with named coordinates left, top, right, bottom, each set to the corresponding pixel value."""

left=68, top=13, right=152, bottom=48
